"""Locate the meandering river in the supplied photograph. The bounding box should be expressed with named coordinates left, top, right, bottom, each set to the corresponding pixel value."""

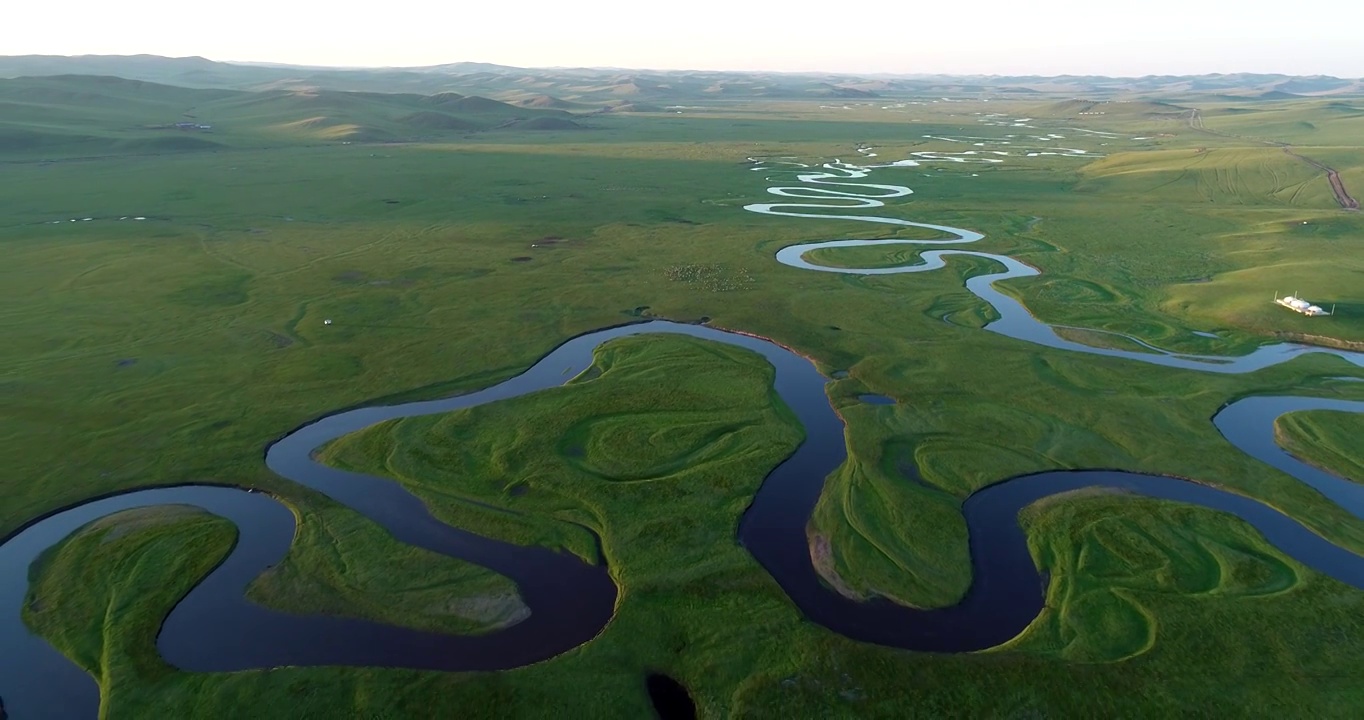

left=2, top=157, right=1362, bottom=718
left=746, top=159, right=1364, bottom=373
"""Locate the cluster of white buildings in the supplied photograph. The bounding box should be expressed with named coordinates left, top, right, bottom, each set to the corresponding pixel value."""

left=1274, top=292, right=1334, bottom=317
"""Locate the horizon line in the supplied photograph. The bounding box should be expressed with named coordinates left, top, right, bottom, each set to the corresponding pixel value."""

left=2, top=52, right=1361, bottom=82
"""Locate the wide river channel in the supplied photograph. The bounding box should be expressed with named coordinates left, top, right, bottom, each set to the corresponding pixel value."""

left=3, top=157, right=1363, bottom=718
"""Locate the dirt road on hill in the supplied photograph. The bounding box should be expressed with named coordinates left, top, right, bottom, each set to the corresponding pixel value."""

left=1285, top=148, right=1360, bottom=210
left=1188, top=109, right=1359, bottom=211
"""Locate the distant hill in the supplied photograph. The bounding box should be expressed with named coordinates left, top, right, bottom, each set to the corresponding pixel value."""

left=812, top=83, right=879, bottom=98
left=5, top=54, right=1361, bottom=107
left=0, top=54, right=217, bottom=77
left=0, top=74, right=587, bottom=158
left=1276, top=76, right=1359, bottom=94
left=419, top=92, right=465, bottom=107
left=513, top=94, right=585, bottom=110
left=441, top=95, right=531, bottom=114
left=1257, top=90, right=1304, bottom=100
left=0, top=73, right=237, bottom=106
left=415, top=61, right=526, bottom=75
left=0, top=54, right=295, bottom=89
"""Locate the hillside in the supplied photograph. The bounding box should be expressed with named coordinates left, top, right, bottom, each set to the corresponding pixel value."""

left=0, top=74, right=585, bottom=158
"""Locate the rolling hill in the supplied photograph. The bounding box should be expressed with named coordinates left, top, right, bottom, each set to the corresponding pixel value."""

left=0, top=74, right=588, bottom=158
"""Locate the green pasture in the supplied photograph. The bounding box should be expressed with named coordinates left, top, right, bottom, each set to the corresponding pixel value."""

left=1076, top=148, right=1337, bottom=207
left=1199, top=99, right=1364, bottom=147
left=3, top=79, right=1364, bottom=716
left=1276, top=410, right=1364, bottom=482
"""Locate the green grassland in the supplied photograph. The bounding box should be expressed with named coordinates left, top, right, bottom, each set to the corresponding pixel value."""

left=24, top=506, right=238, bottom=714
left=1276, top=410, right=1364, bottom=482
left=317, top=335, right=804, bottom=567
left=1076, top=148, right=1336, bottom=207
left=1199, top=100, right=1364, bottom=147
left=245, top=499, right=530, bottom=635
left=4, top=76, right=1364, bottom=716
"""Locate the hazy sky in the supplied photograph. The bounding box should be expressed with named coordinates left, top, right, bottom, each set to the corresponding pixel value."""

left=7, top=0, right=1362, bottom=77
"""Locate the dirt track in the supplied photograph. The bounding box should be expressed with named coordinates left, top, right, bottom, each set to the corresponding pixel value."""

left=1283, top=148, right=1360, bottom=210
left=1188, top=109, right=1359, bottom=211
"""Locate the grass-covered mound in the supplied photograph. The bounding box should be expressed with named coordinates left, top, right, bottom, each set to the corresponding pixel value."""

left=318, top=334, right=804, bottom=563
left=245, top=500, right=529, bottom=635
left=1013, top=491, right=1302, bottom=663
left=512, top=95, right=582, bottom=110
left=24, top=499, right=530, bottom=673
left=24, top=506, right=237, bottom=689
left=1276, top=409, right=1364, bottom=482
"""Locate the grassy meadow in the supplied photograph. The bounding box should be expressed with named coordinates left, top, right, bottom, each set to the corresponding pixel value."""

left=4, top=75, right=1364, bottom=716
left=1276, top=410, right=1364, bottom=482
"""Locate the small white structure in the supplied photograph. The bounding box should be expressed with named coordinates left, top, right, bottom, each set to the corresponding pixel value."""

left=323, top=319, right=333, bottom=325
left=1275, top=291, right=1335, bottom=317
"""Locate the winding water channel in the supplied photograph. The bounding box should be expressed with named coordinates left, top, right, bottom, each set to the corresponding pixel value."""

left=747, top=159, right=1364, bottom=373
left=3, top=158, right=1363, bottom=718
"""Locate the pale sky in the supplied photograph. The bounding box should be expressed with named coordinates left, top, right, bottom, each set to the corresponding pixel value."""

left=7, top=0, right=1362, bottom=77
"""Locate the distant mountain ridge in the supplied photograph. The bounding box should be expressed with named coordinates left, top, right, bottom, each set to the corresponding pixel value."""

left=1, top=55, right=1360, bottom=103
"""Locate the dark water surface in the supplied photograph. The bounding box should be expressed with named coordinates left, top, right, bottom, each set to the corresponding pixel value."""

left=3, top=321, right=1364, bottom=718
left=645, top=674, right=697, bottom=720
